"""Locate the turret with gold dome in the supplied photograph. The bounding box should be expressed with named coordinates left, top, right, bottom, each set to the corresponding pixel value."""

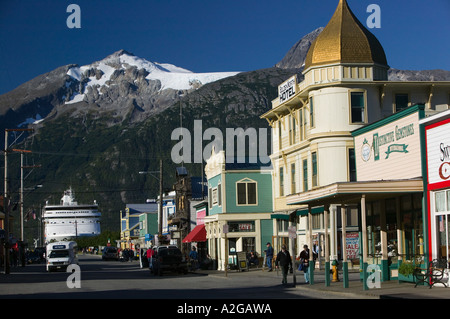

left=305, top=0, right=388, bottom=70
left=303, top=0, right=389, bottom=86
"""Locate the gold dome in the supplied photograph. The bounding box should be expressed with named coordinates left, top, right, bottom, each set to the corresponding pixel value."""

left=304, top=0, right=388, bottom=70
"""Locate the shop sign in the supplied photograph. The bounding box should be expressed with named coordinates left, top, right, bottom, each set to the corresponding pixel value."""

left=239, top=223, right=253, bottom=231
left=346, top=233, right=359, bottom=260
left=354, top=112, right=421, bottom=181
left=278, top=76, right=297, bottom=103
left=371, top=123, right=414, bottom=161
left=426, top=121, right=450, bottom=184
left=228, top=221, right=255, bottom=232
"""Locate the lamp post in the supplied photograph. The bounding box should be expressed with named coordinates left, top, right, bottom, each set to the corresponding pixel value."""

left=139, top=159, right=163, bottom=240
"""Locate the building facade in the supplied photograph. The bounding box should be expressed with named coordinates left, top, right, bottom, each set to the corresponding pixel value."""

left=261, top=0, right=450, bottom=262
left=204, top=150, right=273, bottom=270
left=421, top=110, right=450, bottom=262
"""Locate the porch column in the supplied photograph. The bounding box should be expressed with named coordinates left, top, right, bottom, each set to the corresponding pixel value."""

left=380, top=200, right=389, bottom=281
left=396, top=197, right=403, bottom=273
left=308, top=205, right=314, bottom=284
left=324, top=204, right=330, bottom=286
left=330, top=204, right=338, bottom=262
left=361, top=195, right=369, bottom=290
left=341, top=204, right=349, bottom=288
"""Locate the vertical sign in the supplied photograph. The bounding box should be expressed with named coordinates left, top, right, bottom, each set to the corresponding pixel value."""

left=346, top=233, right=359, bottom=260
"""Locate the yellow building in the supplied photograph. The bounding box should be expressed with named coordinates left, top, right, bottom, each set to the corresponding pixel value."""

left=261, top=0, right=450, bottom=262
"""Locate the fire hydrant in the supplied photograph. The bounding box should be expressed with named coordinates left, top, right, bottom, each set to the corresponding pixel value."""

left=331, top=260, right=340, bottom=282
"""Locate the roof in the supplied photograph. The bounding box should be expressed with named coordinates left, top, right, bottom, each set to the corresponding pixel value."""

left=126, top=203, right=158, bottom=214
left=304, top=0, right=388, bottom=70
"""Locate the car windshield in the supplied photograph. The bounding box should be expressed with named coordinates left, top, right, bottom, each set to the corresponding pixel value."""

left=49, top=250, right=69, bottom=258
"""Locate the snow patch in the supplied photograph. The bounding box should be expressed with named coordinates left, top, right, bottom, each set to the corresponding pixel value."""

left=17, top=114, right=43, bottom=127
left=65, top=51, right=240, bottom=94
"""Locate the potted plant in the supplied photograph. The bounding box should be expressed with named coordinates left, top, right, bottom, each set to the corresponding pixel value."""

left=398, top=260, right=418, bottom=282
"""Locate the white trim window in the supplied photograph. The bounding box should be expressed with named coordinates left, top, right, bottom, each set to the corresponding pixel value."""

left=236, top=178, right=258, bottom=206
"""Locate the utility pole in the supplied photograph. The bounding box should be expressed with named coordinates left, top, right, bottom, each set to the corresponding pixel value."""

left=12, top=149, right=40, bottom=242
left=3, top=128, right=33, bottom=274
left=139, top=161, right=163, bottom=244
left=159, top=159, right=163, bottom=238
left=4, top=130, right=10, bottom=274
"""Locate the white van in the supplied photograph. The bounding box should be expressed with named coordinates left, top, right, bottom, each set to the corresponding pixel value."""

left=46, top=241, right=78, bottom=272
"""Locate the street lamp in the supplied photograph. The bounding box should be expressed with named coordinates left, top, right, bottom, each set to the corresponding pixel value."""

left=139, top=160, right=164, bottom=240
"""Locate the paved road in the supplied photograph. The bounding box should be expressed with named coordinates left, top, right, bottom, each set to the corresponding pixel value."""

left=3, top=254, right=450, bottom=302
left=0, top=254, right=320, bottom=299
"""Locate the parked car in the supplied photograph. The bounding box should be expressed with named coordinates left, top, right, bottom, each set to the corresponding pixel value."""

left=151, top=246, right=188, bottom=276
left=102, top=246, right=119, bottom=261
left=26, top=251, right=43, bottom=264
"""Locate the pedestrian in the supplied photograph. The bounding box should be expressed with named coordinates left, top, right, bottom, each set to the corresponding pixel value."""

left=299, top=244, right=310, bottom=284
left=147, top=246, right=155, bottom=270
left=275, top=245, right=292, bottom=284
left=189, top=246, right=199, bottom=270
left=265, top=242, right=274, bottom=272
left=129, top=249, right=134, bottom=262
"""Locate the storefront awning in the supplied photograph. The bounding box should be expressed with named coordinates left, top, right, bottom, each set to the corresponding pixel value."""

left=182, top=225, right=206, bottom=243
left=286, top=178, right=423, bottom=207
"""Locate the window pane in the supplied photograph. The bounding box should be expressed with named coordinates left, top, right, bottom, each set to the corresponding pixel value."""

left=237, top=183, right=247, bottom=205
left=348, top=148, right=356, bottom=182
left=303, top=159, right=308, bottom=191
left=436, top=191, right=445, bottom=212
left=280, top=167, right=284, bottom=196
left=447, top=190, right=450, bottom=211
left=247, top=183, right=257, bottom=204
left=312, top=152, right=318, bottom=187
left=395, top=94, right=409, bottom=112
left=351, top=92, right=364, bottom=123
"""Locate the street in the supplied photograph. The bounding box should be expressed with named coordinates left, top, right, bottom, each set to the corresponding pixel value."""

left=0, top=254, right=320, bottom=300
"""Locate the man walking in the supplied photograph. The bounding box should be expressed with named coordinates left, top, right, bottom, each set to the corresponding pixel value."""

left=265, top=242, right=274, bottom=272
left=276, top=245, right=292, bottom=284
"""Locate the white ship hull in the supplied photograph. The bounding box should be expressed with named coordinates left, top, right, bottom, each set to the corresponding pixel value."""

left=43, top=188, right=101, bottom=243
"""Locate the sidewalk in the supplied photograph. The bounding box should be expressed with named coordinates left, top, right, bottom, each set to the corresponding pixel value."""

left=195, top=266, right=450, bottom=299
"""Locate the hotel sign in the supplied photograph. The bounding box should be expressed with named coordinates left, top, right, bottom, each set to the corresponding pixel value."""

left=425, top=120, right=450, bottom=185
left=278, top=76, right=297, bottom=103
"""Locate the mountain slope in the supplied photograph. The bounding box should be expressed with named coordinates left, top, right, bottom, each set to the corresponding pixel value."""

left=0, top=50, right=240, bottom=131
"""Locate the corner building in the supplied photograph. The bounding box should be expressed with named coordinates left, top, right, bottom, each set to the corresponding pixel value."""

left=261, top=0, right=450, bottom=271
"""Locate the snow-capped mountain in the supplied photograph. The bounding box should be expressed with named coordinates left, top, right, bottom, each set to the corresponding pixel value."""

left=64, top=50, right=239, bottom=105
left=0, top=50, right=240, bottom=129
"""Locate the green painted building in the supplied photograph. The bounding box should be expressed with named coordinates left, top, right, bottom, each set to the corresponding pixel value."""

left=204, top=150, right=273, bottom=271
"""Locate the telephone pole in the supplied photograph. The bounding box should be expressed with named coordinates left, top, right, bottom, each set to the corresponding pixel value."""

left=12, top=148, right=40, bottom=241
left=3, top=128, right=33, bottom=274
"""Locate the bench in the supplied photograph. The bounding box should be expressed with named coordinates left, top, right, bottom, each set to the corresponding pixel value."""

left=414, top=259, right=448, bottom=288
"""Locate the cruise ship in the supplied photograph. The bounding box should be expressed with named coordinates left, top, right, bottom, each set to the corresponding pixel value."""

left=43, top=188, right=101, bottom=243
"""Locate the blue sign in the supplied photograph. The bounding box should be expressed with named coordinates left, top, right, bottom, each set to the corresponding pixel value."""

left=145, top=234, right=154, bottom=241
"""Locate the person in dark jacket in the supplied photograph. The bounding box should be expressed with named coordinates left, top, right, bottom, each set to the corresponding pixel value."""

left=275, top=245, right=292, bottom=284
left=265, top=242, right=274, bottom=271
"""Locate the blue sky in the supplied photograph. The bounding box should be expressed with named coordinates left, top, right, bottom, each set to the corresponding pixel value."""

left=0, top=0, right=449, bottom=95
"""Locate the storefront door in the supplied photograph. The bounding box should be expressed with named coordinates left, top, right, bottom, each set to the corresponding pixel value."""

left=436, top=214, right=450, bottom=260
left=433, top=189, right=450, bottom=261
